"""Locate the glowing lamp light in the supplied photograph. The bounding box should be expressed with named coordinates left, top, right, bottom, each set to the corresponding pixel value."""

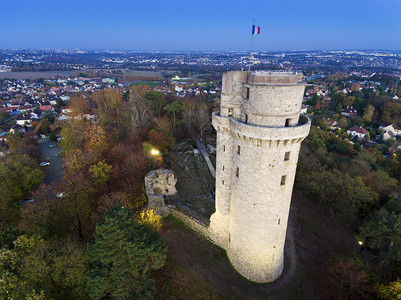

left=151, top=149, right=160, bottom=156
left=358, top=241, right=363, bottom=245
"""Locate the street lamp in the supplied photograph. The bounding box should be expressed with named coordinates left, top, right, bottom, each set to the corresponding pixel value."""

left=150, top=149, right=160, bottom=156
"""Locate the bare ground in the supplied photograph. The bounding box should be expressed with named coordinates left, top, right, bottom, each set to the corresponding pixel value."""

left=154, top=191, right=360, bottom=299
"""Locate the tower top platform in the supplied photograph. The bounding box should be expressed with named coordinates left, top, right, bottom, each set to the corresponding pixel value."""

left=248, top=70, right=304, bottom=85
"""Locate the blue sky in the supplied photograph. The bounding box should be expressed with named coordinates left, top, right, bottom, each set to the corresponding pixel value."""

left=1, top=0, right=400, bottom=51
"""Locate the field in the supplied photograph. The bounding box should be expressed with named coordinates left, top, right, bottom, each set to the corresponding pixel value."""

left=0, top=71, right=76, bottom=79
left=154, top=191, right=361, bottom=299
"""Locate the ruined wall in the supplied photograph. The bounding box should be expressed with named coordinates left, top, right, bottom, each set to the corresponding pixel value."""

left=145, top=169, right=177, bottom=217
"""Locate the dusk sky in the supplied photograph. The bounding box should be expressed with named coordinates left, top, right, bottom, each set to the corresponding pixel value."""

left=1, top=0, right=400, bottom=51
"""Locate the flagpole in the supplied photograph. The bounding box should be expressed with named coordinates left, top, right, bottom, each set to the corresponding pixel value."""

left=248, top=17, right=254, bottom=74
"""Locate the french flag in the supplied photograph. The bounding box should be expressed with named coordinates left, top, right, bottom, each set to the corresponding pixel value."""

left=252, top=25, right=260, bottom=35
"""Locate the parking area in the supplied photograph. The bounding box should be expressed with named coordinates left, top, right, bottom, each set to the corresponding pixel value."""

left=37, top=138, right=63, bottom=184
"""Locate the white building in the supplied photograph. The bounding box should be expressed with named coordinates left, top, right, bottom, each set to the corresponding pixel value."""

left=347, top=126, right=369, bottom=141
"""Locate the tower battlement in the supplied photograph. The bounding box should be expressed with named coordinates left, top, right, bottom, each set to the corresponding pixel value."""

left=209, top=70, right=310, bottom=283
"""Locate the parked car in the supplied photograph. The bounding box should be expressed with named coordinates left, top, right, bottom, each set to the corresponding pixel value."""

left=56, top=192, right=64, bottom=198
left=40, top=162, right=50, bottom=167
left=48, top=144, right=57, bottom=148
left=18, top=199, right=35, bottom=205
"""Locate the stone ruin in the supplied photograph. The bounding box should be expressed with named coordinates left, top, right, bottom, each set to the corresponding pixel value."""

left=145, top=169, right=177, bottom=216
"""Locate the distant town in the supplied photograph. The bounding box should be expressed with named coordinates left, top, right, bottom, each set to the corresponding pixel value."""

left=1, top=49, right=401, bottom=73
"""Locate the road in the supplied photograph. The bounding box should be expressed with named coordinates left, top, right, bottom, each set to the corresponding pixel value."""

left=37, top=138, right=63, bottom=184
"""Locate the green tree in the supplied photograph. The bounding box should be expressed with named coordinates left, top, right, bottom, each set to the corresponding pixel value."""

left=59, top=119, right=86, bottom=153
left=49, top=132, right=57, bottom=142
left=0, top=234, right=88, bottom=299
left=89, top=160, right=112, bottom=186
left=360, top=208, right=401, bottom=279
left=86, top=206, right=167, bottom=299
left=335, top=102, right=343, bottom=114
left=302, top=169, right=378, bottom=222
left=0, top=154, right=44, bottom=224
left=41, top=111, right=55, bottom=123
left=163, top=100, right=182, bottom=131
left=144, top=90, right=167, bottom=117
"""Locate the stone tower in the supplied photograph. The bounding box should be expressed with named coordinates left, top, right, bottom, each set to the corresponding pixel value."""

left=209, top=70, right=310, bottom=283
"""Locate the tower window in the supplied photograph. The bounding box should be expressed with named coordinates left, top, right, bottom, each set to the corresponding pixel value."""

left=278, top=218, right=280, bottom=225
left=281, top=175, right=286, bottom=186
left=236, top=167, right=239, bottom=177
left=285, top=118, right=291, bottom=127
left=245, top=87, right=249, bottom=99
left=284, top=152, right=290, bottom=161
left=222, top=180, right=224, bottom=185
left=223, top=145, right=225, bottom=152
left=228, top=108, right=233, bottom=116
left=245, top=114, right=248, bottom=124
left=222, top=166, right=224, bottom=171
left=237, top=145, right=240, bottom=155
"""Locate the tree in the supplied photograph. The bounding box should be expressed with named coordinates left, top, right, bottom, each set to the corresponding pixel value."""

left=163, top=100, right=182, bottom=131
left=69, top=96, right=91, bottom=117
left=0, top=154, right=44, bottom=224
left=148, top=130, right=168, bottom=151
left=89, top=160, right=112, bottom=186
left=0, top=110, right=10, bottom=123
left=59, top=172, right=95, bottom=239
left=144, top=90, right=167, bottom=117
left=360, top=208, right=401, bottom=279
left=0, top=234, right=88, bottom=299
left=343, top=95, right=356, bottom=107
left=86, top=206, right=167, bottom=299
left=41, top=111, right=55, bottom=123
left=127, top=85, right=152, bottom=127
left=84, top=124, right=108, bottom=161
left=376, top=278, right=401, bottom=299
left=301, top=169, right=378, bottom=222
left=335, top=102, right=343, bottom=114
left=137, top=209, right=162, bottom=232
left=363, top=104, right=375, bottom=123
left=64, top=149, right=90, bottom=173
left=40, top=119, right=51, bottom=134
left=49, top=132, right=57, bottom=142
left=194, top=102, right=210, bottom=140
left=180, top=97, right=196, bottom=132
left=326, top=256, right=373, bottom=299
left=59, top=119, right=86, bottom=153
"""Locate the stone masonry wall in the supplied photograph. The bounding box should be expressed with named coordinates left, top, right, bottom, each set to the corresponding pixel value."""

left=210, top=70, right=311, bottom=283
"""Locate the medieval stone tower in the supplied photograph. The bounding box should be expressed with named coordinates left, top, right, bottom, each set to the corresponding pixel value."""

left=209, top=70, right=311, bottom=283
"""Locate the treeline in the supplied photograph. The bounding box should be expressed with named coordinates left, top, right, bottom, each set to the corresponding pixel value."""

left=0, top=85, right=215, bottom=299
left=296, top=126, right=401, bottom=297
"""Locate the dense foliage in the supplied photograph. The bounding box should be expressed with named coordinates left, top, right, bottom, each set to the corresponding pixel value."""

left=86, top=206, right=167, bottom=299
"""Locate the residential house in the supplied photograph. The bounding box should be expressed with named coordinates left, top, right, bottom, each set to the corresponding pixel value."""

left=341, top=106, right=358, bottom=117
left=322, top=118, right=338, bottom=130
left=380, top=123, right=401, bottom=141
left=347, top=126, right=369, bottom=141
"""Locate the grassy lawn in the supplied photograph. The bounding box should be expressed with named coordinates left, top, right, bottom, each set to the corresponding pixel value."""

left=153, top=191, right=361, bottom=299
left=168, top=152, right=215, bottom=219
